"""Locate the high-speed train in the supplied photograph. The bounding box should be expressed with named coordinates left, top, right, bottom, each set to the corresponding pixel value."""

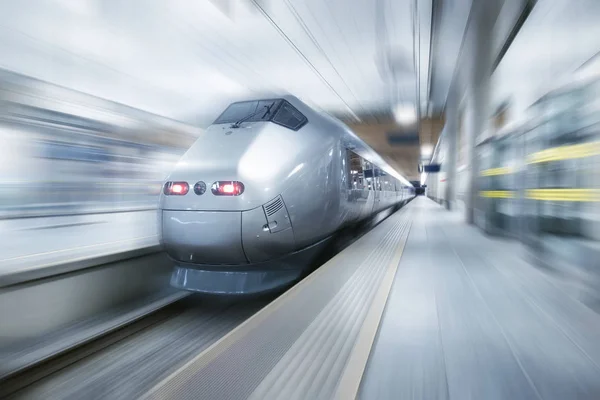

left=159, top=95, right=414, bottom=294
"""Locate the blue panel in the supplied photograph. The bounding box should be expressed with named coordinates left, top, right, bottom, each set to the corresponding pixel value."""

left=387, top=132, right=419, bottom=146
left=424, top=164, right=441, bottom=172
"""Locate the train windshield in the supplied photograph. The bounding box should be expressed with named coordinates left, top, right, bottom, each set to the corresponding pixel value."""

left=214, top=99, right=282, bottom=124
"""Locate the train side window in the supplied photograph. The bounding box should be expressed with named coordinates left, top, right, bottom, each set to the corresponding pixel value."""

left=373, top=167, right=382, bottom=190
left=272, top=101, right=308, bottom=131
left=363, top=160, right=374, bottom=190
left=381, top=172, right=391, bottom=191
left=347, top=150, right=364, bottom=190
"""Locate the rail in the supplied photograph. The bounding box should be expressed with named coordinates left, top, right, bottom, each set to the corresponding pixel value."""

left=0, top=251, right=186, bottom=382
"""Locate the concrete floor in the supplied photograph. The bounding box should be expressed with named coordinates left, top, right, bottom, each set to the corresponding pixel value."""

left=361, top=197, right=600, bottom=399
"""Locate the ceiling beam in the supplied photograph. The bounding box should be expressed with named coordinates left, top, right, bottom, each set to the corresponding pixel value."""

left=427, top=0, right=440, bottom=117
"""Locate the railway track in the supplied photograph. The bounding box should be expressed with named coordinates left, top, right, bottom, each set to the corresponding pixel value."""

left=1, top=296, right=269, bottom=400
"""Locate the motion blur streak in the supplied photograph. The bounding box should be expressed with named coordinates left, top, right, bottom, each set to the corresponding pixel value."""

left=0, top=70, right=200, bottom=217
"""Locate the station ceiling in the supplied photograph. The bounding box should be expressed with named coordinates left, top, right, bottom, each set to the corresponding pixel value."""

left=0, top=0, right=474, bottom=181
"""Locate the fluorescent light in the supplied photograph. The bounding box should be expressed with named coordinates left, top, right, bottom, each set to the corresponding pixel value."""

left=421, top=144, right=433, bottom=157
left=394, top=104, right=416, bottom=125
left=420, top=172, right=427, bottom=185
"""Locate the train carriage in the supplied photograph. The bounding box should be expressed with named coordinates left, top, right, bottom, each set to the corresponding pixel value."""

left=159, top=95, right=414, bottom=294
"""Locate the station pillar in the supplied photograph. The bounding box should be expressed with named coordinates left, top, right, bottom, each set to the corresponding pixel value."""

left=444, top=96, right=458, bottom=210
left=464, top=4, right=496, bottom=224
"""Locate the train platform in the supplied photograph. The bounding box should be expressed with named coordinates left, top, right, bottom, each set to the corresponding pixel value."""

left=0, top=210, right=159, bottom=286
left=140, top=196, right=600, bottom=400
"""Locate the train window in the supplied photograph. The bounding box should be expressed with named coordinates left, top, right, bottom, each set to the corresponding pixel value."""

left=213, top=99, right=282, bottom=124
left=254, top=100, right=282, bottom=120
left=214, top=101, right=258, bottom=124
left=373, top=167, right=382, bottom=190
left=347, top=150, right=364, bottom=190
left=383, top=177, right=391, bottom=191
left=363, top=160, right=374, bottom=190
left=272, top=101, right=308, bottom=131
left=380, top=171, right=391, bottom=191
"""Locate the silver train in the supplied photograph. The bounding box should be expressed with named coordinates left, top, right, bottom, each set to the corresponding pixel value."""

left=159, top=96, right=414, bottom=294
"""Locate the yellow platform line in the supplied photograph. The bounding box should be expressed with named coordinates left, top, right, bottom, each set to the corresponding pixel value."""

left=525, top=189, right=600, bottom=202
left=528, top=142, right=600, bottom=164
left=479, top=190, right=515, bottom=199
left=480, top=166, right=514, bottom=176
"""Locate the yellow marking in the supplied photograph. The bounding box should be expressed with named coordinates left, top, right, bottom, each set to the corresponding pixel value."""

left=479, top=190, right=515, bottom=199
left=525, top=188, right=600, bottom=202
left=334, top=220, right=412, bottom=400
left=480, top=166, right=513, bottom=176
left=527, top=142, right=600, bottom=164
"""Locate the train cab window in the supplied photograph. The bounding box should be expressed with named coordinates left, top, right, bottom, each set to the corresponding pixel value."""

left=214, top=99, right=307, bottom=130
left=214, top=101, right=264, bottom=124
left=347, top=150, right=365, bottom=189
left=272, top=101, right=308, bottom=131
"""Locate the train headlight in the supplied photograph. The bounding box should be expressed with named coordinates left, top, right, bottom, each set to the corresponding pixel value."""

left=211, top=181, right=245, bottom=196
left=163, top=181, right=189, bottom=195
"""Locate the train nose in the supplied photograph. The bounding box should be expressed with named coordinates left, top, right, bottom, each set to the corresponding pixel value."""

left=161, top=195, right=295, bottom=265
left=160, top=123, right=287, bottom=212
left=160, top=122, right=300, bottom=265
left=162, top=210, right=248, bottom=264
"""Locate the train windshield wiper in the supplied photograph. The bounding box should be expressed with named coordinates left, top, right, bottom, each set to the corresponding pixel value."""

left=230, top=102, right=275, bottom=128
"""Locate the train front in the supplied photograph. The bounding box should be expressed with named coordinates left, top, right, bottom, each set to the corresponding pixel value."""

left=159, top=98, right=313, bottom=295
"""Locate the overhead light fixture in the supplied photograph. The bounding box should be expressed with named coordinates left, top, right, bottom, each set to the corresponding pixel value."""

left=394, top=104, right=416, bottom=125
left=421, top=144, right=433, bottom=158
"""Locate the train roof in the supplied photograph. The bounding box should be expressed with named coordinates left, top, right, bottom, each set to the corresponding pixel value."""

left=215, top=95, right=412, bottom=187
left=284, top=96, right=413, bottom=187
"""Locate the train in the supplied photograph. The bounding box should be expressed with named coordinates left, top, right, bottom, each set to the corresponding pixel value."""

left=159, top=95, right=415, bottom=294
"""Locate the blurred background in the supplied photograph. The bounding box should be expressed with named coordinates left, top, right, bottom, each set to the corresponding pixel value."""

left=0, top=69, right=197, bottom=216
left=1, top=0, right=600, bottom=397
